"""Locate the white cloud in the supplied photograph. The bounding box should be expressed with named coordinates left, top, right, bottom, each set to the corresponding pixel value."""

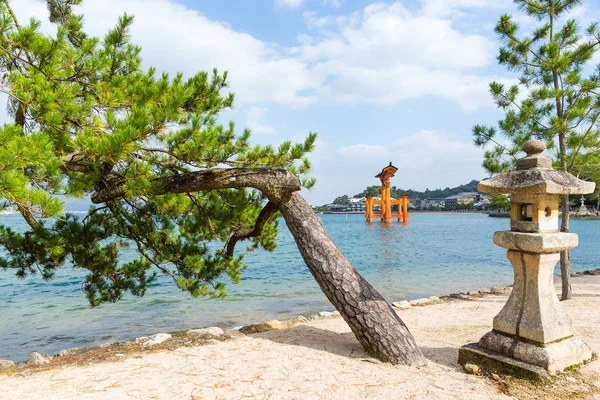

left=12, top=0, right=321, bottom=107
left=275, top=0, right=305, bottom=9
left=299, top=2, right=501, bottom=110
left=245, top=107, right=276, bottom=135
left=11, top=0, right=509, bottom=114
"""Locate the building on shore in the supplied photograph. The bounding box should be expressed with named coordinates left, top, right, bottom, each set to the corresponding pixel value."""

left=419, top=198, right=446, bottom=209
left=444, top=192, right=481, bottom=210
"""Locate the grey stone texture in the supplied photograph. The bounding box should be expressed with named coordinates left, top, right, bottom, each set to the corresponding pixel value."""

left=318, top=311, right=334, bottom=317
left=187, top=327, right=224, bottom=339
left=27, top=352, right=52, bottom=366
left=0, top=360, right=15, bottom=370
left=460, top=140, right=595, bottom=377
left=58, top=346, right=96, bottom=357
left=408, top=297, right=439, bottom=307
left=392, top=300, right=411, bottom=309
left=479, top=331, right=592, bottom=374
left=493, top=231, right=578, bottom=253
left=240, top=320, right=287, bottom=334
left=459, top=344, right=549, bottom=380
left=135, top=333, right=172, bottom=346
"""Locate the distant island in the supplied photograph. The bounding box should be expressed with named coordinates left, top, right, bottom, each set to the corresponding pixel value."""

left=316, top=180, right=600, bottom=214
left=315, top=180, right=488, bottom=212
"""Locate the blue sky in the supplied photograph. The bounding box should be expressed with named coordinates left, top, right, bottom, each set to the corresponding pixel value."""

left=14, top=0, right=600, bottom=205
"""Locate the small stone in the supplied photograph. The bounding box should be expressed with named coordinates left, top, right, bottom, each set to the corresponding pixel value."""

left=27, top=352, right=52, bottom=366
left=392, top=300, right=411, bottom=309
left=522, top=139, right=546, bottom=156
left=114, top=353, right=126, bottom=358
left=409, top=297, right=435, bottom=306
left=491, top=373, right=501, bottom=381
left=450, top=293, right=471, bottom=300
left=318, top=311, right=334, bottom=317
left=187, top=327, right=224, bottom=338
left=135, top=333, right=172, bottom=346
left=99, top=341, right=127, bottom=349
left=0, top=360, right=15, bottom=370
left=479, top=288, right=492, bottom=295
left=331, top=311, right=340, bottom=316
left=463, top=363, right=480, bottom=374
left=294, top=316, right=309, bottom=323
left=467, top=291, right=478, bottom=296
left=565, top=376, right=577, bottom=383
left=240, top=320, right=287, bottom=334
left=58, top=346, right=95, bottom=357
left=428, top=296, right=440, bottom=303
left=490, top=286, right=510, bottom=294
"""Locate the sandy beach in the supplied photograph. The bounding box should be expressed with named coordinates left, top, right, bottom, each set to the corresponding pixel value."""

left=1, top=275, right=599, bottom=400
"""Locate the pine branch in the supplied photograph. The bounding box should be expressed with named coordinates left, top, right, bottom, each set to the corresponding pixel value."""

left=224, top=201, right=278, bottom=258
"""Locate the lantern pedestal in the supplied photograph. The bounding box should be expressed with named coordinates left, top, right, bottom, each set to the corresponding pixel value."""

left=459, top=234, right=593, bottom=378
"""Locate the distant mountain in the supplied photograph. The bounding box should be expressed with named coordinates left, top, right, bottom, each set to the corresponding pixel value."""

left=347, top=180, right=481, bottom=202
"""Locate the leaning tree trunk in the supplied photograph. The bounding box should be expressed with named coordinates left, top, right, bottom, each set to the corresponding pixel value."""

left=91, top=167, right=427, bottom=365
left=279, top=192, right=427, bottom=366
left=560, top=193, right=572, bottom=301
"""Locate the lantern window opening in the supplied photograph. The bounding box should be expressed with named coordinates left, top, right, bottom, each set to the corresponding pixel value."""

left=519, top=204, right=533, bottom=222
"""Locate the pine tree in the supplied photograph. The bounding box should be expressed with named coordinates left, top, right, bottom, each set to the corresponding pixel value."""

left=0, top=1, right=425, bottom=365
left=473, top=0, right=600, bottom=300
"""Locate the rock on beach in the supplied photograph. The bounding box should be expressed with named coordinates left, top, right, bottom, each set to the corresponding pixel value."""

left=392, top=300, right=411, bottom=309
left=409, top=296, right=440, bottom=307
left=135, top=333, right=172, bottom=347
left=186, top=327, right=224, bottom=339
left=0, top=360, right=15, bottom=370
left=27, top=352, right=52, bottom=366
left=240, top=320, right=286, bottom=334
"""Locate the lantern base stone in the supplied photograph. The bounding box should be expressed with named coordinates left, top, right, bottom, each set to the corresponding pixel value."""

left=459, top=343, right=549, bottom=380
left=459, top=331, right=592, bottom=379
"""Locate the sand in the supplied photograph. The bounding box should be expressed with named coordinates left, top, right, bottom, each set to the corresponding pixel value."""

left=1, top=276, right=600, bottom=400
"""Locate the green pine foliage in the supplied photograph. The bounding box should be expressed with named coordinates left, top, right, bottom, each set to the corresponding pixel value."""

left=0, top=1, right=316, bottom=306
left=473, top=0, right=600, bottom=185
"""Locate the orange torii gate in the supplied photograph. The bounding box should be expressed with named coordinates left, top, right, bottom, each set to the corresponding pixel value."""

left=364, top=163, right=410, bottom=223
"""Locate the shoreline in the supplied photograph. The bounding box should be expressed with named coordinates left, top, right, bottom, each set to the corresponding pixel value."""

left=320, top=211, right=487, bottom=215
left=1, top=274, right=599, bottom=399
left=2, top=268, right=598, bottom=370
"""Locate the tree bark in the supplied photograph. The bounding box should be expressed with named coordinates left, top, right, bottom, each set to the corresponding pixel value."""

left=560, top=193, right=572, bottom=300
left=279, top=192, right=427, bottom=365
left=92, top=168, right=427, bottom=366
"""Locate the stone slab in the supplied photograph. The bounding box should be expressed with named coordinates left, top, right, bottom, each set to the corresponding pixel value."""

left=479, top=331, right=592, bottom=373
left=493, top=231, right=578, bottom=253
left=459, top=343, right=549, bottom=381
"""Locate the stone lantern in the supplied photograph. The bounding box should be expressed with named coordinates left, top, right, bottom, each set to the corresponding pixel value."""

left=459, top=140, right=595, bottom=378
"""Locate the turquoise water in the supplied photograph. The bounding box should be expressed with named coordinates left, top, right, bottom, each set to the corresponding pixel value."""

left=1, top=213, right=599, bottom=361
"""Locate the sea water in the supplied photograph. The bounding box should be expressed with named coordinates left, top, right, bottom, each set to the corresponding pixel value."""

left=1, top=213, right=598, bottom=361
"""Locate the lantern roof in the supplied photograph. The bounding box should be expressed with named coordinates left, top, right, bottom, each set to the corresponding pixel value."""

left=375, top=162, right=398, bottom=179
left=478, top=140, right=595, bottom=195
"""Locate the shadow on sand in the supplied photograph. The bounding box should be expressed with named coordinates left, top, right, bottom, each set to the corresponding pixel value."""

left=253, top=324, right=463, bottom=369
